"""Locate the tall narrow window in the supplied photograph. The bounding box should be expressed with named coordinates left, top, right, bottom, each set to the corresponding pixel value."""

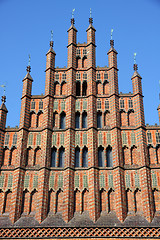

left=51, top=147, right=57, bottom=167
left=103, top=81, right=109, bottom=95
left=76, top=81, right=81, bottom=96
left=12, top=133, right=17, bottom=145
left=82, top=147, right=88, bottom=167
left=105, top=100, right=109, bottom=110
left=4, top=133, right=9, bottom=146
left=128, top=99, right=133, bottom=109
left=106, top=146, right=113, bottom=167
left=82, top=112, right=87, bottom=128
left=147, top=132, right=152, bottom=143
left=54, top=82, right=60, bottom=95
left=39, top=100, right=43, bottom=110
left=58, top=147, right=65, bottom=167
left=75, top=147, right=80, bottom=167
left=120, top=99, right=124, bottom=109
left=97, top=112, right=102, bottom=128
left=75, top=112, right=80, bottom=129
left=31, top=100, right=35, bottom=110
left=98, top=146, right=104, bottom=167
left=60, top=112, right=66, bottom=129
left=82, top=81, right=87, bottom=96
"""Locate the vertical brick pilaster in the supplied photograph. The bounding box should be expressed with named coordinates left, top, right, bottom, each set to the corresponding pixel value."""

left=0, top=99, right=8, bottom=165
left=107, top=43, right=126, bottom=222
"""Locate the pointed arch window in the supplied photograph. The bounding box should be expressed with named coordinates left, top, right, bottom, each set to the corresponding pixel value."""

left=82, top=112, right=87, bottom=128
left=51, top=147, right=57, bottom=167
left=75, top=112, right=80, bottom=129
left=97, top=112, right=102, bottom=128
left=58, top=147, right=65, bottom=167
left=82, top=81, right=87, bottom=96
left=75, top=147, right=80, bottom=167
left=60, top=112, right=66, bottom=129
left=82, top=147, right=88, bottom=167
left=106, top=146, right=113, bottom=167
left=76, top=81, right=81, bottom=96
left=98, top=146, right=104, bottom=167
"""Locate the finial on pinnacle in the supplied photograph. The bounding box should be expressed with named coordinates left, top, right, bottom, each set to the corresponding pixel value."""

left=1, top=84, right=6, bottom=97
left=50, top=30, right=54, bottom=47
left=26, top=54, right=31, bottom=72
left=71, top=8, right=75, bottom=25
left=133, top=53, right=138, bottom=71
left=89, top=8, right=93, bottom=24
left=111, top=29, right=113, bottom=40
left=1, top=95, right=6, bottom=103
left=110, top=29, right=114, bottom=47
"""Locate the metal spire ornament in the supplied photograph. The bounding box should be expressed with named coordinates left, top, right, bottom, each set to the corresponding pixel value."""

left=1, top=84, right=6, bottom=96
left=90, top=8, right=92, bottom=18
left=134, top=53, right=137, bottom=64
left=111, top=29, right=113, bottom=40
left=72, top=8, right=75, bottom=18
left=50, top=30, right=54, bottom=47
left=28, top=54, right=31, bottom=66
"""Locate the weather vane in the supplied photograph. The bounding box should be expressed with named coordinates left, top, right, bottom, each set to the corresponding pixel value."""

left=134, top=53, right=137, bottom=64
left=51, top=30, right=53, bottom=42
left=1, top=84, right=6, bottom=96
left=111, top=29, right=113, bottom=40
left=72, top=8, right=75, bottom=18
left=90, top=8, right=92, bottom=18
left=28, top=54, right=31, bottom=66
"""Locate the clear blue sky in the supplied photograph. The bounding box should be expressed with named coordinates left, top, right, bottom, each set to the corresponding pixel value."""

left=0, top=0, right=160, bottom=127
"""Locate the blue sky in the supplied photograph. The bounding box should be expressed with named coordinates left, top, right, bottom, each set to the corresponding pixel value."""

left=0, top=0, right=160, bottom=127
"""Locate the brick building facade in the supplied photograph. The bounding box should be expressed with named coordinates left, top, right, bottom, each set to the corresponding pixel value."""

left=0, top=17, right=160, bottom=239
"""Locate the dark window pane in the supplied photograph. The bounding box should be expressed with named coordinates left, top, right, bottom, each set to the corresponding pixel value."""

left=59, top=148, right=65, bottom=167
left=75, top=112, right=80, bottom=129
left=107, top=147, right=113, bottom=167
left=82, top=147, right=88, bottom=167
left=97, top=112, right=102, bottom=128
left=82, top=112, right=87, bottom=128
left=98, top=147, right=104, bottom=167
left=51, top=148, right=57, bottom=167
left=60, top=113, right=66, bottom=129
left=75, top=148, right=80, bottom=167
left=76, top=81, right=81, bottom=96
